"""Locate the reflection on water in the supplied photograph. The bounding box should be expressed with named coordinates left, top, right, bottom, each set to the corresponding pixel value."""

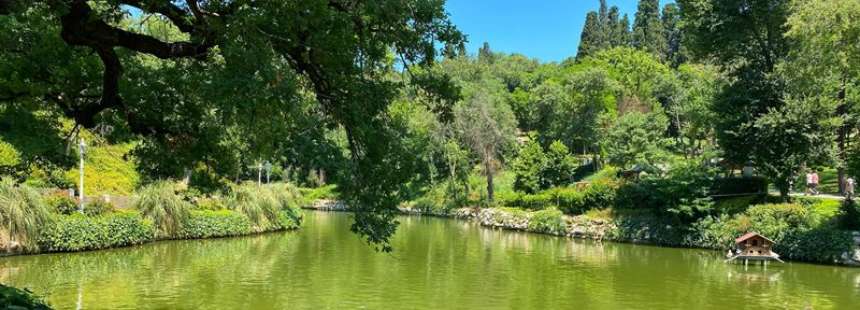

left=2, top=211, right=859, bottom=309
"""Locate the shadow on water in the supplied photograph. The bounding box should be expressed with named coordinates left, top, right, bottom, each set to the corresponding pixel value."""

left=2, top=211, right=859, bottom=309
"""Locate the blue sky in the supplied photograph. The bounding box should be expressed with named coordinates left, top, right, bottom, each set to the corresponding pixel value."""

left=444, top=0, right=673, bottom=62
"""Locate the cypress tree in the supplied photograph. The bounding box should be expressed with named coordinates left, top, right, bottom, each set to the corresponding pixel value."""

left=632, top=0, right=666, bottom=57
left=596, top=0, right=610, bottom=51
left=577, top=11, right=602, bottom=60
left=478, top=42, right=494, bottom=63
left=606, top=6, right=622, bottom=47
left=661, top=3, right=685, bottom=66
left=598, top=0, right=609, bottom=25
left=619, top=14, right=632, bottom=46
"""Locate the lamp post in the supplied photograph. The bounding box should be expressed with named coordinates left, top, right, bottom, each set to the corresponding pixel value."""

left=78, top=138, right=86, bottom=213
left=264, top=161, right=272, bottom=184
left=257, top=162, right=263, bottom=185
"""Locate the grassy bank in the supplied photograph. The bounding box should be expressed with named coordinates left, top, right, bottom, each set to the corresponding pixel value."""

left=0, top=181, right=303, bottom=255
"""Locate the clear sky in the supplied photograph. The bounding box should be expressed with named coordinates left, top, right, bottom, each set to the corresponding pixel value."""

left=444, top=0, right=674, bottom=62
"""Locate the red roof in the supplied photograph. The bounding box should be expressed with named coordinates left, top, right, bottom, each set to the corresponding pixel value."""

left=735, top=232, right=774, bottom=244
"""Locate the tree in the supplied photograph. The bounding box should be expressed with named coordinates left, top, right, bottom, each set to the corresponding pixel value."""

left=1, top=0, right=465, bottom=251
left=479, top=42, right=495, bottom=64
left=618, top=14, right=632, bottom=47
left=667, top=64, right=722, bottom=157
left=752, top=99, right=837, bottom=199
left=632, top=0, right=666, bottom=58
left=544, top=141, right=577, bottom=187
left=512, top=136, right=546, bottom=194
left=603, top=111, right=672, bottom=169
left=679, top=0, right=792, bottom=169
left=606, top=6, right=623, bottom=47
left=454, top=90, right=517, bottom=203
left=577, top=12, right=603, bottom=60
left=783, top=0, right=860, bottom=193
left=585, top=47, right=671, bottom=113
left=661, top=3, right=685, bottom=67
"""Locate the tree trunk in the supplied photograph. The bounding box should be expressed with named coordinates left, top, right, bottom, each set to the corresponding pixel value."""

left=484, top=157, right=494, bottom=203
left=837, top=80, right=848, bottom=194
left=778, top=182, right=790, bottom=202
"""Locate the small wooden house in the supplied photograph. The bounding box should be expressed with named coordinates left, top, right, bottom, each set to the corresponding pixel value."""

left=727, top=232, right=783, bottom=264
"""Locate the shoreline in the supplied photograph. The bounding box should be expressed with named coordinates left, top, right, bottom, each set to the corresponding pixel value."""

left=307, top=199, right=860, bottom=267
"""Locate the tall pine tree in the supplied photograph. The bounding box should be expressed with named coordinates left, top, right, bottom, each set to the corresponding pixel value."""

left=577, top=1, right=628, bottom=61
left=478, top=42, right=495, bottom=64
left=577, top=11, right=602, bottom=60
left=632, top=0, right=667, bottom=58
left=596, top=0, right=611, bottom=51
left=606, top=6, right=622, bottom=46
left=619, top=14, right=632, bottom=46
left=662, top=3, right=685, bottom=67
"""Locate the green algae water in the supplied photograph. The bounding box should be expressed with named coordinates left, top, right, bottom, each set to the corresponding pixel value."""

left=2, top=211, right=859, bottom=309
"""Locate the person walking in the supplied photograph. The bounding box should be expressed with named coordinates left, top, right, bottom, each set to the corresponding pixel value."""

left=811, top=171, right=820, bottom=195
left=845, top=176, right=855, bottom=200
left=806, top=171, right=815, bottom=196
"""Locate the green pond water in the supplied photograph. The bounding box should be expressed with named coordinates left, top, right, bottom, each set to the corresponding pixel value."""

left=2, top=211, right=860, bottom=309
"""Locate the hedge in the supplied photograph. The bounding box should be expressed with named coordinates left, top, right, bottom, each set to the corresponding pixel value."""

left=38, top=211, right=154, bottom=252
left=181, top=210, right=254, bottom=239
left=711, top=176, right=768, bottom=196
left=503, top=182, right=616, bottom=215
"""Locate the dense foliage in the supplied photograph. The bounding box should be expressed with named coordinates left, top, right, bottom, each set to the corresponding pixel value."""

left=38, top=212, right=154, bottom=252
left=0, top=284, right=51, bottom=310
left=181, top=210, right=254, bottom=239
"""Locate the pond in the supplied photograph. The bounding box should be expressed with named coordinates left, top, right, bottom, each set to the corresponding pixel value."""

left=2, top=211, right=859, bottom=309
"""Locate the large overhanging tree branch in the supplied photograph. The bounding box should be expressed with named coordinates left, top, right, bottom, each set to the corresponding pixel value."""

left=2, top=0, right=465, bottom=250
left=48, top=0, right=219, bottom=129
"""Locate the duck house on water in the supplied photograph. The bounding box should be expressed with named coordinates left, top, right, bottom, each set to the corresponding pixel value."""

left=726, top=232, right=784, bottom=265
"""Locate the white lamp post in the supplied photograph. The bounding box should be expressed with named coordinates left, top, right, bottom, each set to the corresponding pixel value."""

left=78, top=138, right=86, bottom=213
left=257, top=162, right=263, bottom=185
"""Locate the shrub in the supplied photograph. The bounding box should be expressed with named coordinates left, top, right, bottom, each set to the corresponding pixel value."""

left=132, top=182, right=192, bottom=239
left=491, top=207, right=530, bottom=227
left=615, top=163, right=715, bottom=223
left=780, top=225, right=853, bottom=264
left=505, top=191, right=553, bottom=210
left=528, top=208, right=565, bottom=234
left=711, top=176, right=768, bottom=196
left=228, top=184, right=283, bottom=232
left=83, top=199, right=114, bottom=217
left=298, top=184, right=338, bottom=206
left=552, top=187, right=586, bottom=214
left=543, top=141, right=577, bottom=187
left=181, top=210, right=253, bottom=239
left=511, top=137, right=546, bottom=194
left=0, top=180, right=52, bottom=252
left=713, top=196, right=758, bottom=215
left=38, top=212, right=154, bottom=252
left=838, top=200, right=860, bottom=230
left=265, top=183, right=303, bottom=211
left=46, top=194, right=77, bottom=215
left=0, top=284, right=51, bottom=310
left=195, top=196, right=226, bottom=211
left=582, top=182, right=616, bottom=209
